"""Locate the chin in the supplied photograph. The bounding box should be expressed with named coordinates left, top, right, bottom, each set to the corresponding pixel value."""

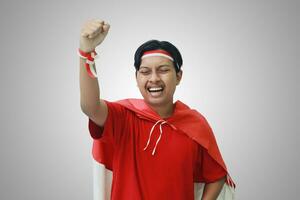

left=139, top=88, right=174, bottom=107
left=144, top=96, right=172, bottom=107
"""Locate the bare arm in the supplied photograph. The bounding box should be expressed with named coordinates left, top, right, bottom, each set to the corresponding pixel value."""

left=79, top=19, right=110, bottom=126
left=201, top=176, right=226, bottom=200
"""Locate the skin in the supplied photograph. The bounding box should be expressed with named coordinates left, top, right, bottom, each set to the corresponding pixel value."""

left=136, top=55, right=226, bottom=199
left=136, top=55, right=182, bottom=118
left=202, top=176, right=226, bottom=200
left=80, top=19, right=226, bottom=199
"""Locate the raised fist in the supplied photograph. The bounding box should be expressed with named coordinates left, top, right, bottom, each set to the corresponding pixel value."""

left=79, top=19, right=110, bottom=52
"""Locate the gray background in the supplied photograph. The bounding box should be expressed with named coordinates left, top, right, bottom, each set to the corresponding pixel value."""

left=0, top=0, right=299, bottom=199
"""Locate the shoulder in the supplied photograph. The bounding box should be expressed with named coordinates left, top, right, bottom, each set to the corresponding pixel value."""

left=104, top=99, right=138, bottom=118
left=104, top=99, right=129, bottom=115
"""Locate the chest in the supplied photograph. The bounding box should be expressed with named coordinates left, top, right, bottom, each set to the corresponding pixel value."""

left=114, top=116, right=199, bottom=171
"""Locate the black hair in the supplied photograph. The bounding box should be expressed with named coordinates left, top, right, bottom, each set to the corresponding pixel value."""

left=134, top=39, right=183, bottom=73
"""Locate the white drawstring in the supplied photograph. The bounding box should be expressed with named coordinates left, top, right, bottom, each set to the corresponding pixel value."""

left=152, top=121, right=167, bottom=155
left=143, top=120, right=167, bottom=155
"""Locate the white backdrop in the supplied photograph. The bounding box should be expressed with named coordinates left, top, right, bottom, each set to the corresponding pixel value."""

left=0, top=0, right=298, bottom=199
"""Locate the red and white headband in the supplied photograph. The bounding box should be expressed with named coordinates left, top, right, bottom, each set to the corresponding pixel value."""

left=141, top=49, right=181, bottom=70
left=141, top=49, right=174, bottom=62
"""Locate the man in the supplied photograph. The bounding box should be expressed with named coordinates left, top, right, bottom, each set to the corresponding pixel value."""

left=79, top=19, right=235, bottom=200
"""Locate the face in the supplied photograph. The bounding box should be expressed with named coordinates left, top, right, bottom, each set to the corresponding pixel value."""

left=136, top=56, right=182, bottom=107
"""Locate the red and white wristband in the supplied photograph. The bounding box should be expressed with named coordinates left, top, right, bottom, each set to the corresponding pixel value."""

left=78, top=49, right=98, bottom=78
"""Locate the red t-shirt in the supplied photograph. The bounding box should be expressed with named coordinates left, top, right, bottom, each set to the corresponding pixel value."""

left=89, top=101, right=226, bottom=200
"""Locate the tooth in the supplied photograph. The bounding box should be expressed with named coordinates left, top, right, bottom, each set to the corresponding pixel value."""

left=149, top=87, right=163, bottom=92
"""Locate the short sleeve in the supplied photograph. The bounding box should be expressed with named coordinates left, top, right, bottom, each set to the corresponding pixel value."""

left=194, top=145, right=227, bottom=183
left=88, top=101, right=127, bottom=145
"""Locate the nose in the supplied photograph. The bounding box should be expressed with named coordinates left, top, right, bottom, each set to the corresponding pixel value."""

left=149, top=71, right=160, bottom=83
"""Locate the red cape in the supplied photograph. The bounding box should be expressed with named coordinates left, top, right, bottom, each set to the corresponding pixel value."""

left=92, top=98, right=235, bottom=188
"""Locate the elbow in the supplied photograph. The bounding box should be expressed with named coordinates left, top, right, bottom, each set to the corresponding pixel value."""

left=80, top=103, right=96, bottom=116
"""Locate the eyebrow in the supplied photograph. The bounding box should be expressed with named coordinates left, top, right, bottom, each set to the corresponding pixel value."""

left=139, top=64, right=171, bottom=69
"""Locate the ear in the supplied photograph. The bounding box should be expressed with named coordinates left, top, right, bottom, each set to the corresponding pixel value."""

left=176, top=69, right=183, bottom=85
left=135, top=70, right=138, bottom=85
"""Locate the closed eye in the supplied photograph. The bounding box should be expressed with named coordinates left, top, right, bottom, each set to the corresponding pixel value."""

left=139, top=70, right=151, bottom=75
left=158, top=67, right=170, bottom=73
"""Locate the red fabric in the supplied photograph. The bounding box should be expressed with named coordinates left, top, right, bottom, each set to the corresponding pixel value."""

left=78, top=48, right=97, bottom=61
left=89, top=99, right=228, bottom=200
left=78, top=48, right=97, bottom=78
left=142, top=49, right=172, bottom=57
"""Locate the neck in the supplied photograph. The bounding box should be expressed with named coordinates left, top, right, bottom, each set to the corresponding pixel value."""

left=148, top=101, right=175, bottom=119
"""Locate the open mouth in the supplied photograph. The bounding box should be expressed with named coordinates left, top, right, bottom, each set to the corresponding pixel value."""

left=147, top=86, right=164, bottom=97
left=147, top=87, right=164, bottom=93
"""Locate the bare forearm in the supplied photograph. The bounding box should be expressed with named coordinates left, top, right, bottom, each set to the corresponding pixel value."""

left=79, top=57, right=100, bottom=113
left=201, top=176, right=226, bottom=200
left=79, top=19, right=110, bottom=113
